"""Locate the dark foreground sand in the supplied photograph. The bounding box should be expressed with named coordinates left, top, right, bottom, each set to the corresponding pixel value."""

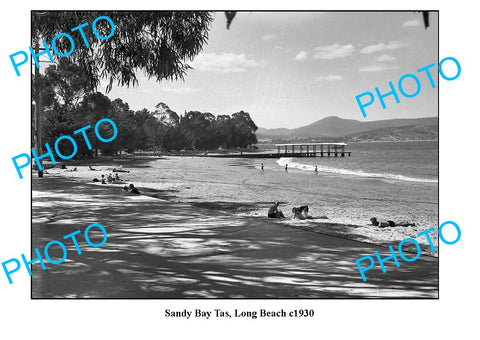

left=32, top=176, right=438, bottom=298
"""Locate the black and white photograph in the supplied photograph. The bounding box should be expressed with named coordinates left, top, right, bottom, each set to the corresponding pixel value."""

left=29, top=10, right=439, bottom=298
left=4, top=0, right=480, bottom=338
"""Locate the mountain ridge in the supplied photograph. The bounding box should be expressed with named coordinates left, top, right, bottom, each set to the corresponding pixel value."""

left=257, top=116, right=438, bottom=140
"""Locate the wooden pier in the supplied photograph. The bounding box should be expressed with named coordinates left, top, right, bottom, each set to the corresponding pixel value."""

left=275, top=143, right=351, bottom=157
left=200, top=143, right=351, bottom=158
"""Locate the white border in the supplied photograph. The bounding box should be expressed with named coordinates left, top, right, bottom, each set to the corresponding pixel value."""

left=1, top=1, right=478, bottom=339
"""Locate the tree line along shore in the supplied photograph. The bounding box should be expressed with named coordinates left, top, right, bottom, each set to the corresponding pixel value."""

left=35, top=59, right=259, bottom=159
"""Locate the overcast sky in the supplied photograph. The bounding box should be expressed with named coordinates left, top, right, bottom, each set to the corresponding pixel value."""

left=102, top=11, right=439, bottom=129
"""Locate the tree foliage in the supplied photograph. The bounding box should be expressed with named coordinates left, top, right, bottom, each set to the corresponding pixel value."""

left=32, top=11, right=213, bottom=92
left=39, top=63, right=258, bottom=155
left=33, top=12, right=258, bottom=156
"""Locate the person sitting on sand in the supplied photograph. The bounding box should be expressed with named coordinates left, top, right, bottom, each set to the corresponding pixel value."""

left=107, top=174, right=114, bottom=184
left=129, top=184, right=140, bottom=194
left=115, top=173, right=121, bottom=182
left=370, top=217, right=416, bottom=228
left=268, top=201, right=285, bottom=218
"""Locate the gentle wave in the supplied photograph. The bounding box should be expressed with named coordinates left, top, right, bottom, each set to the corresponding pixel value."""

left=277, top=157, right=438, bottom=183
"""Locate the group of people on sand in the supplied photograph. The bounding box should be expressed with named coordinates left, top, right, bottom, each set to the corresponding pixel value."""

left=267, top=201, right=320, bottom=220
left=123, top=184, right=140, bottom=194
left=267, top=202, right=416, bottom=226
left=90, top=166, right=140, bottom=194
left=92, top=173, right=122, bottom=184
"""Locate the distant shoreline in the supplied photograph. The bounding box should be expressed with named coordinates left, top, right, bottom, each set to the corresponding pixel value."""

left=35, top=139, right=438, bottom=170
left=347, top=139, right=438, bottom=143
left=258, top=139, right=438, bottom=144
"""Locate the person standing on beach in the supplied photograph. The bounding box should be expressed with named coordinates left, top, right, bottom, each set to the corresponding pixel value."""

left=285, top=164, right=288, bottom=173
left=314, top=166, right=318, bottom=175
left=261, top=163, right=264, bottom=171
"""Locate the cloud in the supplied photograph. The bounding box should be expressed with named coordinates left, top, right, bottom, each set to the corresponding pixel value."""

left=317, top=75, right=344, bottom=81
left=294, top=51, right=308, bottom=61
left=192, top=53, right=258, bottom=73
left=375, top=54, right=396, bottom=62
left=359, top=64, right=399, bottom=72
left=261, top=34, right=278, bottom=42
left=313, top=43, right=356, bottom=60
left=360, top=41, right=406, bottom=54
left=160, top=87, right=199, bottom=94
left=402, top=19, right=421, bottom=27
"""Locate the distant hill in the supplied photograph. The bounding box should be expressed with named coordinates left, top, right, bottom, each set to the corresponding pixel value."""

left=257, top=116, right=438, bottom=141
left=344, top=124, right=438, bottom=142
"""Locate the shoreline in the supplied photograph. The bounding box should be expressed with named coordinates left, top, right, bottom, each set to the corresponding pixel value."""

left=37, top=158, right=439, bottom=258
left=257, top=139, right=439, bottom=144
left=32, top=175, right=438, bottom=298
left=34, top=141, right=439, bottom=259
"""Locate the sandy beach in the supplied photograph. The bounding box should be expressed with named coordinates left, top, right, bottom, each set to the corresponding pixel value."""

left=32, top=167, right=438, bottom=298
left=44, top=152, right=439, bottom=256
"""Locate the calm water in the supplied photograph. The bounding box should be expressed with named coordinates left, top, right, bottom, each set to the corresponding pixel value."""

left=260, top=141, right=438, bottom=183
